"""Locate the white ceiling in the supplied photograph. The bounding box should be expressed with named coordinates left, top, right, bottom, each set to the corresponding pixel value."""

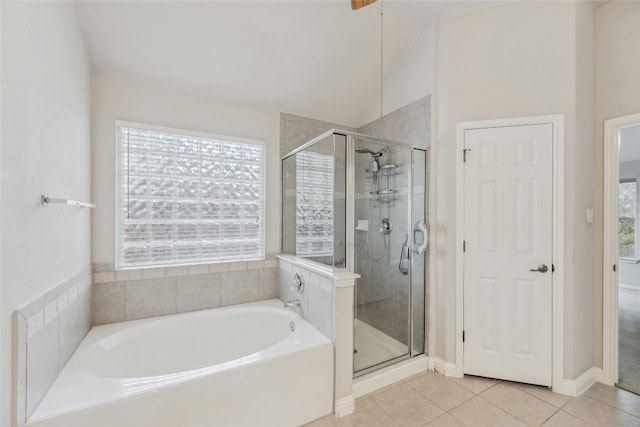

left=75, top=1, right=496, bottom=127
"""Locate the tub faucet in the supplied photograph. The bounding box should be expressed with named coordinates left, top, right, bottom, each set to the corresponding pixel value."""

left=283, top=298, right=301, bottom=309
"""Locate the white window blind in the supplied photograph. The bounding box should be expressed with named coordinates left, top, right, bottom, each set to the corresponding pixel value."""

left=296, top=151, right=334, bottom=256
left=116, top=122, right=265, bottom=269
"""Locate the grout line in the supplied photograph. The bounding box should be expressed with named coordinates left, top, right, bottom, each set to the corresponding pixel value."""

left=582, top=391, right=640, bottom=420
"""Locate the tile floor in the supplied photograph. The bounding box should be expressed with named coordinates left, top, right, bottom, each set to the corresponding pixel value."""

left=306, top=371, right=640, bottom=427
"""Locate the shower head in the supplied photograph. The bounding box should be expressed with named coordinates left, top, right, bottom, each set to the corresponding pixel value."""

left=355, top=148, right=384, bottom=157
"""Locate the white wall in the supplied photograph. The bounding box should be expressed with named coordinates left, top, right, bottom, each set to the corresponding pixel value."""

left=0, top=2, right=92, bottom=425
left=91, top=73, right=281, bottom=265
left=358, top=26, right=433, bottom=127
left=434, top=1, right=598, bottom=379
left=594, top=0, right=640, bottom=368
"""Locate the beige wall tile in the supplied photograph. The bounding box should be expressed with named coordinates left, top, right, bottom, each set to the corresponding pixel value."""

left=125, top=278, right=177, bottom=320
left=142, top=267, right=166, bottom=280
left=93, top=271, right=115, bottom=284
left=115, top=269, right=142, bottom=282
left=228, top=261, right=247, bottom=272
left=221, top=270, right=259, bottom=306
left=209, top=262, right=229, bottom=273
left=92, top=282, right=125, bottom=325
left=177, top=274, right=221, bottom=313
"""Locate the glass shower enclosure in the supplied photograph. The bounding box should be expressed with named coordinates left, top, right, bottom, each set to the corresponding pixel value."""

left=282, top=130, right=427, bottom=376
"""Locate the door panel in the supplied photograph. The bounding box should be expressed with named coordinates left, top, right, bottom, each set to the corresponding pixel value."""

left=463, top=124, right=552, bottom=386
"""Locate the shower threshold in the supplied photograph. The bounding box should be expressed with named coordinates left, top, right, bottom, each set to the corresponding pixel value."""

left=354, top=319, right=408, bottom=374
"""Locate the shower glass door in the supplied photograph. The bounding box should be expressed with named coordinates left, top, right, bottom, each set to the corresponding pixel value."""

left=353, top=139, right=426, bottom=375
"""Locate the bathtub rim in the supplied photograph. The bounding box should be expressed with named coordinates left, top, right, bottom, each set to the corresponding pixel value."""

left=28, top=298, right=332, bottom=425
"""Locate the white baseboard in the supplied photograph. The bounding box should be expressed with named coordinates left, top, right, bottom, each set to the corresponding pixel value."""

left=427, top=357, right=461, bottom=377
left=353, top=356, right=428, bottom=398
left=554, top=367, right=604, bottom=397
left=334, top=395, right=355, bottom=417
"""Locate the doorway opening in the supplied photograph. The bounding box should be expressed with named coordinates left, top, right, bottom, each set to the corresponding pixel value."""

left=603, top=113, right=640, bottom=395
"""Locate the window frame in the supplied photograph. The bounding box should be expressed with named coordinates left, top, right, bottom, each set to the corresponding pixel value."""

left=115, top=120, right=266, bottom=270
left=618, top=177, right=638, bottom=260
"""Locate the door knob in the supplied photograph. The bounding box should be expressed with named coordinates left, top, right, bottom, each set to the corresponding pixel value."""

left=530, top=264, right=548, bottom=273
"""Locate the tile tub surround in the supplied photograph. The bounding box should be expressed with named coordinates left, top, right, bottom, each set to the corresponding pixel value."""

left=278, top=254, right=359, bottom=417
left=92, top=259, right=279, bottom=325
left=14, top=267, right=93, bottom=427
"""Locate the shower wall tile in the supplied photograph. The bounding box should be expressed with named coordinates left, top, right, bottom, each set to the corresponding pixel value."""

left=279, top=112, right=354, bottom=157
left=358, top=96, right=430, bottom=148
left=393, top=273, right=410, bottom=306
left=125, top=278, right=177, bottom=320
left=176, top=273, right=221, bottom=313
left=392, top=302, right=410, bottom=344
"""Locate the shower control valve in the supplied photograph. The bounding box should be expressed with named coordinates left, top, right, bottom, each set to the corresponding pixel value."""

left=292, top=273, right=305, bottom=294
left=380, top=218, right=392, bottom=235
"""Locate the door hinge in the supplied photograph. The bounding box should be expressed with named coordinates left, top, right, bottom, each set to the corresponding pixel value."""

left=462, top=330, right=466, bottom=342
left=613, top=264, right=617, bottom=272
left=552, top=264, right=555, bottom=273
left=463, top=240, right=466, bottom=252
left=463, top=148, right=471, bottom=162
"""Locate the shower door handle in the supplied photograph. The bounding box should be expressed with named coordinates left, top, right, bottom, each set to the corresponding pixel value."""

left=414, top=221, right=428, bottom=254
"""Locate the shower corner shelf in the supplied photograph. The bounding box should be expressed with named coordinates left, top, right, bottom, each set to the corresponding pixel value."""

left=379, top=164, right=398, bottom=176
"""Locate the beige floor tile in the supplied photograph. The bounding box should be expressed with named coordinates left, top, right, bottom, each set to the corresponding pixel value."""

left=585, top=382, right=640, bottom=418
left=515, top=383, right=573, bottom=408
left=563, top=395, right=640, bottom=426
left=541, top=411, right=592, bottom=427
left=424, top=413, right=466, bottom=427
left=480, top=382, right=557, bottom=426
left=449, top=396, right=528, bottom=427
left=335, top=398, right=399, bottom=427
left=407, top=371, right=475, bottom=411
left=372, top=383, right=444, bottom=427
left=450, top=374, right=500, bottom=394
left=304, top=414, right=338, bottom=427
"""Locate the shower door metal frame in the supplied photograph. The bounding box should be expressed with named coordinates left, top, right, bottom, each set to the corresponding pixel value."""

left=281, top=129, right=428, bottom=377
left=346, top=133, right=427, bottom=377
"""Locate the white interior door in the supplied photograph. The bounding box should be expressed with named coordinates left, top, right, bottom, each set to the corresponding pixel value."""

left=463, top=123, right=553, bottom=386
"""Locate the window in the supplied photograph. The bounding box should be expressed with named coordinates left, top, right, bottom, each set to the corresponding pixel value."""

left=295, top=151, right=334, bottom=256
left=619, top=179, right=637, bottom=257
left=116, top=122, right=264, bottom=269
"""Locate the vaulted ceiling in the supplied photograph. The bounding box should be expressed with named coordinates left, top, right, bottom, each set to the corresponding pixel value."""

left=75, top=1, right=496, bottom=127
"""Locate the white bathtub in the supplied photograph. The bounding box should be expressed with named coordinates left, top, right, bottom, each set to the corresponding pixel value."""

left=27, top=299, right=334, bottom=427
